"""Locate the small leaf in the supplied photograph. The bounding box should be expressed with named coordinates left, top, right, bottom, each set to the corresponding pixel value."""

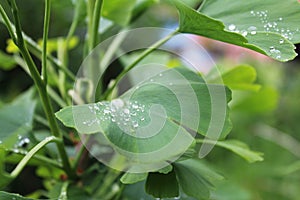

left=0, top=89, right=36, bottom=149
left=102, top=0, right=137, bottom=26
left=215, top=140, right=264, bottom=163
left=0, top=149, right=14, bottom=188
left=6, top=39, right=19, bottom=53
left=0, top=191, right=34, bottom=200
left=37, top=36, right=79, bottom=53
left=0, top=51, right=17, bottom=70
left=232, top=86, right=278, bottom=113
left=120, top=172, right=148, bottom=184
left=174, top=158, right=223, bottom=200
left=173, top=0, right=297, bottom=61
left=145, top=170, right=179, bottom=198
left=158, top=164, right=173, bottom=174
left=210, top=65, right=261, bottom=91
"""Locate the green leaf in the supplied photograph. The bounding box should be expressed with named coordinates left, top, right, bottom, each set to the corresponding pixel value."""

left=158, top=164, right=173, bottom=174
left=0, top=149, right=14, bottom=188
left=215, top=140, right=264, bottom=163
left=145, top=170, right=179, bottom=198
left=102, top=0, right=137, bottom=26
left=232, top=87, right=278, bottom=113
left=0, top=51, right=17, bottom=70
left=121, top=172, right=148, bottom=184
left=210, top=65, right=261, bottom=92
left=131, top=0, right=159, bottom=21
left=0, top=191, right=34, bottom=200
left=0, top=89, right=36, bottom=149
left=200, top=0, right=300, bottom=44
left=173, top=0, right=297, bottom=61
left=174, top=158, right=223, bottom=200
left=56, top=67, right=232, bottom=170
left=279, top=161, right=300, bottom=175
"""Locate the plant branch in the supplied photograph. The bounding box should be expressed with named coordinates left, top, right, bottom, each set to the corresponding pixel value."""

left=42, top=0, right=51, bottom=82
left=197, top=0, right=206, bottom=11
left=10, top=136, right=59, bottom=177
left=101, top=28, right=179, bottom=100
left=9, top=0, right=75, bottom=179
left=6, top=148, right=63, bottom=169
left=90, top=0, right=103, bottom=51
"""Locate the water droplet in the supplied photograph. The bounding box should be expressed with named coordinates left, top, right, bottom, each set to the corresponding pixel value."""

left=131, top=112, right=137, bottom=116
left=279, top=17, right=283, bottom=21
left=150, top=79, right=154, bottom=82
left=248, top=26, right=257, bottom=35
left=241, top=30, right=248, bottom=37
left=103, top=109, right=110, bottom=115
left=17, top=137, right=30, bottom=148
left=13, top=149, right=19, bottom=154
left=279, top=39, right=284, bottom=44
left=125, top=117, right=130, bottom=122
left=123, top=108, right=130, bottom=114
left=159, top=73, right=163, bottom=77
left=250, top=10, right=255, bottom=15
left=132, top=121, right=139, bottom=128
left=111, top=99, right=124, bottom=109
left=228, top=24, right=236, bottom=31
left=132, top=104, right=139, bottom=109
left=141, top=117, right=145, bottom=121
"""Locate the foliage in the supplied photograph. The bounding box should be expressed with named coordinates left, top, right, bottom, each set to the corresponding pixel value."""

left=0, top=0, right=299, bottom=199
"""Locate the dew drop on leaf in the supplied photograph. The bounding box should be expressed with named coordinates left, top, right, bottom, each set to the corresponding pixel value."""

left=279, top=39, right=284, bottom=44
left=228, top=24, right=236, bottom=31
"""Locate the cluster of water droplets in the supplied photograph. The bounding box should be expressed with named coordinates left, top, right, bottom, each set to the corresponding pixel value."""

left=250, top=10, right=299, bottom=41
left=228, top=23, right=257, bottom=37
left=83, top=99, right=147, bottom=135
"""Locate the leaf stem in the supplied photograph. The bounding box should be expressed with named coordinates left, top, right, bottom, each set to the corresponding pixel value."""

left=42, top=0, right=51, bottom=83
left=197, top=0, right=206, bottom=11
left=10, top=136, right=59, bottom=177
left=6, top=148, right=63, bottom=169
left=90, top=0, right=103, bottom=51
left=72, top=140, right=88, bottom=171
left=1, top=3, right=76, bottom=81
left=101, top=28, right=178, bottom=100
left=8, top=0, right=76, bottom=179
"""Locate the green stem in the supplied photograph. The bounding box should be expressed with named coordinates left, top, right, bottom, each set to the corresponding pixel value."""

left=58, top=181, right=69, bottom=200
left=0, top=4, right=75, bottom=81
left=11, top=136, right=59, bottom=177
left=26, top=39, right=76, bottom=81
left=7, top=148, right=63, bottom=169
left=101, top=29, right=178, bottom=100
left=62, top=0, right=84, bottom=68
left=95, top=28, right=129, bottom=100
left=96, top=169, right=121, bottom=197
left=89, top=0, right=103, bottom=51
left=9, top=0, right=75, bottom=179
left=197, top=0, right=206, bottom=11
left=42, top=0, right=51, bottom=82
left=87, top=0, right=94, bottom=51
left=72, top=140, right=88, bottom=171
